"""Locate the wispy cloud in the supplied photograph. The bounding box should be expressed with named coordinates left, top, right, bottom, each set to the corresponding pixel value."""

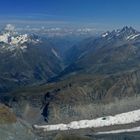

left=0, top=19, right=68, bottom=25
left=0, top=14, right=105, bottom=31
left=0, top=12, right=69, bottom=20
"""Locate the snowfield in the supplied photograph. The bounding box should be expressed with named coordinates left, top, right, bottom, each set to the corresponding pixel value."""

left=34, top=109, right=140, bottom=132
left=96, top=126, right=140, bottom=134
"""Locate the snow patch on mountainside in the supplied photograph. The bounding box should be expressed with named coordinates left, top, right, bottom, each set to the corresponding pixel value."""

left=130, top=34, right=140, bottom=40
left=102, top=32, right=109, bottom=37
left=34, top=109, right=140, bottom=131
left=127, top=34, right=140, bottom=40
left=51, top=48, right=60, bottom=58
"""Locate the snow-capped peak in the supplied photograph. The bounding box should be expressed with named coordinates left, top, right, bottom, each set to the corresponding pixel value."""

left=0, top=24, right=40, bottom=52
left=101, top=26, right=139, bottom=41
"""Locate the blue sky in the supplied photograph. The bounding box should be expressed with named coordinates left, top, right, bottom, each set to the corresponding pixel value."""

left=1, top=0, right=140, bottom=30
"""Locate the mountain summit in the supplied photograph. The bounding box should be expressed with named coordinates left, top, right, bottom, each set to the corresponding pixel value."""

left=0, top=24, right=40, bottom=52
left=101, top=26, right=140, bottom=41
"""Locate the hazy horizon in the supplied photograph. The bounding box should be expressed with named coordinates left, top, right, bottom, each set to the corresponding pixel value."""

left=0, top=0, right=140, bottom=31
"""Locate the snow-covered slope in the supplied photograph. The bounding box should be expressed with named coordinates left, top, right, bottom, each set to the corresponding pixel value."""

left=34, top=109, right=140, bottom=131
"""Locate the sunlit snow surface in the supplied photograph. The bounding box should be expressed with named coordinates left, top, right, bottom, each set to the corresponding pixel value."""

left=96, top=126, right=140, bottom=134
left=102, top=32, right=109, bottom=37
left=0, top=24, right=40, bottom=52
left=34, top=109, right=140, bottom=132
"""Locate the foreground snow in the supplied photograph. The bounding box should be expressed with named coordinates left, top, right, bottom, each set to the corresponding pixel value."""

left=34, top=109, right=140, bottom=131
left=96, top=126, right=140, bottom=134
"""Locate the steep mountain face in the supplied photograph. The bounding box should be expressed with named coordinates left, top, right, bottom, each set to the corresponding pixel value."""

left=0, top=25, right=63, bottom=92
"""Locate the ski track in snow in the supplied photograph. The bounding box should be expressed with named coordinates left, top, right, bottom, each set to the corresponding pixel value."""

left=34, top=109, right=140, bottom=132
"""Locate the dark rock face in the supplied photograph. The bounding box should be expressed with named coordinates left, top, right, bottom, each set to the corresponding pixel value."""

left=42, top=102, right=50, bottom=122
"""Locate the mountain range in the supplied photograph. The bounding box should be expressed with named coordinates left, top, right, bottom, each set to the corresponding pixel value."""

left=63, top=26, right=140, bottom=75
left=0, top=24, right=63, bottom=92
left=1, top=25, right=140, bottom=140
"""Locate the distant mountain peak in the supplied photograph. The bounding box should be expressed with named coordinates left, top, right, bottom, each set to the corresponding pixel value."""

left=120, top=26, right=137, bottom=34
left=0, top=24, right=40, bottom=52
left=121, top=26, right=131, bottom=31
left=101, top=26, right=139, bottom=40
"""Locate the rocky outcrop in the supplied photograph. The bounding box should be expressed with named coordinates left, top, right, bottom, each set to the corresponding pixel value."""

left=2, top=68, right=140, bottom=126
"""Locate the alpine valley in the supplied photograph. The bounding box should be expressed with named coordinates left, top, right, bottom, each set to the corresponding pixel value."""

left=1, top=25, right=140, bottom=140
